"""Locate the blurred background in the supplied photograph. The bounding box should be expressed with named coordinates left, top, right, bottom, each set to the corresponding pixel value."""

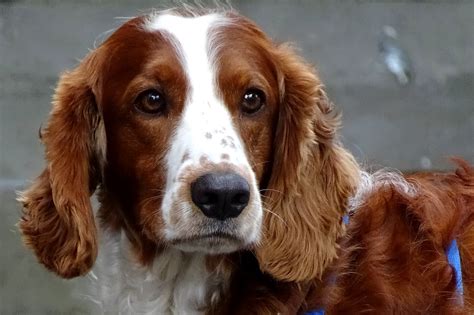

left=0, top=0, right=473, bottom=313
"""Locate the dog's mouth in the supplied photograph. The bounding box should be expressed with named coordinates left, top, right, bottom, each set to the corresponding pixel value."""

left=170, top=232, right=246, bottom=254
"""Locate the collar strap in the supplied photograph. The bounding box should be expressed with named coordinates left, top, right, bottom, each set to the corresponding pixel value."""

left=447, top=239, right=464, bottom=297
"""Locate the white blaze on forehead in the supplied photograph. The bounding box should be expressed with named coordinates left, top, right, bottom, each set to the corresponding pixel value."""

left=146, top=13, right=260, bottom=237
left=146, top=13, right=219, bottom=104
left=146, top=13, right=249, bottom=169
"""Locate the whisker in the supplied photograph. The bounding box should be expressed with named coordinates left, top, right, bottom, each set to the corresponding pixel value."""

left=262, top=207, right=287, bottom=227
left=138, top=195, right=162, bottom=214
left=259, top=188, right=283, bottom=194
left=250, top=160, right=271, bottom=168
left=140, top=207, right=160, bottom=228
left=148, top=188, right=167, bottom=194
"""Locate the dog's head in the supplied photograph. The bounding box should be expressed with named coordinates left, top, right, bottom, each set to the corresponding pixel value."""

left=19, top=9, right=359, bottom=281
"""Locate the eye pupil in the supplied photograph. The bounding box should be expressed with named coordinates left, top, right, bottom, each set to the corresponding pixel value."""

left=148, top=93, right=161, bottom=102
left=135, top=89, right=166, bottom=115
left=242, top=89, right=265, bottom=115
left=245, top=93, right=257, bottom=101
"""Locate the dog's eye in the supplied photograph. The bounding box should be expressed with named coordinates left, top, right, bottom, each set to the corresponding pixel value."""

left=134, top=89, right=167, bottom=115
left=241, top=89, right=265, bottom=115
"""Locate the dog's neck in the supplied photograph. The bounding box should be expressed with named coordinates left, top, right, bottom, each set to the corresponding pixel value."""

left=89, top=229, right=229, bottom=314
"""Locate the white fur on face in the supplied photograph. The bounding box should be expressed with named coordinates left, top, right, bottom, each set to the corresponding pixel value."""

left=145, top=14, right=262, bottom=252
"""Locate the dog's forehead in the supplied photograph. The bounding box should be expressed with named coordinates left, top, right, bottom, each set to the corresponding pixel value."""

left=99, top=13, right=273, bottom=86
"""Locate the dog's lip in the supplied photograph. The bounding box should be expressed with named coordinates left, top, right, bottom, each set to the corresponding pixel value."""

left=170, top=232, right=241, bottom=244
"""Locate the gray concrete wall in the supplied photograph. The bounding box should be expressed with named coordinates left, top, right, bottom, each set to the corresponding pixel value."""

left=1, top=1, right=473, bottom=313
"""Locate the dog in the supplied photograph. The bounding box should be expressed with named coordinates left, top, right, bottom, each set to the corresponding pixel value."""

left=18, top=7, right=474, bottom=314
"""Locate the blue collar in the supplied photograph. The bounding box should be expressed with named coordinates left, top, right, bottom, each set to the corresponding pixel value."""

left=306, top=216, right=463, bottom=315
left=447, top=239, right=464, bottom=296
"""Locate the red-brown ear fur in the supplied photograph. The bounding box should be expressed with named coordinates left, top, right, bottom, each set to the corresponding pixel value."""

left=255, top=44, right=360, bottom=282
left=18, top=55, right=103, bottom=278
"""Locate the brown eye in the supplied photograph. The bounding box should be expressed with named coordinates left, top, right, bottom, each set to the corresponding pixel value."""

left=134, top=89, right=167, bottom=115
left=241, top=89, right=265, bottom=115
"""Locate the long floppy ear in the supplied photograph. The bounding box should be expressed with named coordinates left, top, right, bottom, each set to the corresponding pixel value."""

left=18, top=54, right=104, bottom=279
left=256, top=44, right=360, bottom=282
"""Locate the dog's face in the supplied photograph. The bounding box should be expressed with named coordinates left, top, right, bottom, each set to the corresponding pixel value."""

left=19, top=9, right=358, bottom=281
left=99, top=13, right=279, bottom=254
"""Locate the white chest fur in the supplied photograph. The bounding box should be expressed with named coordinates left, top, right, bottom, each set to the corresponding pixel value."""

left=88, top=230, right=227, bottom=314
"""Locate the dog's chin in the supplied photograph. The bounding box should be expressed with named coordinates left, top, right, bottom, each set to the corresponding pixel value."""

left=170, top=234, right=248, bottom=254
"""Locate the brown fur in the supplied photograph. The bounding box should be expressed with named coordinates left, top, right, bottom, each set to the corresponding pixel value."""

left=255, top=42, right=359, bottom=282
left=315, top=160, right=474, bottom=314
left=18, top=52, right=103, bottom=278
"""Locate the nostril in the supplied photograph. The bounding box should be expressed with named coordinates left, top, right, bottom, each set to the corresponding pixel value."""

left=191, top=172, right=250, bottom=220
left=230, top=192, right=250, bottom=206
left=200, top=192, right=218, bottom=206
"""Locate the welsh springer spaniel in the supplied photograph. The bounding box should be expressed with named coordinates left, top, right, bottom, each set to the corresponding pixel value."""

left=18, top=7, right=474, bottom=314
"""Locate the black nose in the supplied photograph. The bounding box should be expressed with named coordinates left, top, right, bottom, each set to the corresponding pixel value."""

left=191, top=172, right=250, bottom=220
